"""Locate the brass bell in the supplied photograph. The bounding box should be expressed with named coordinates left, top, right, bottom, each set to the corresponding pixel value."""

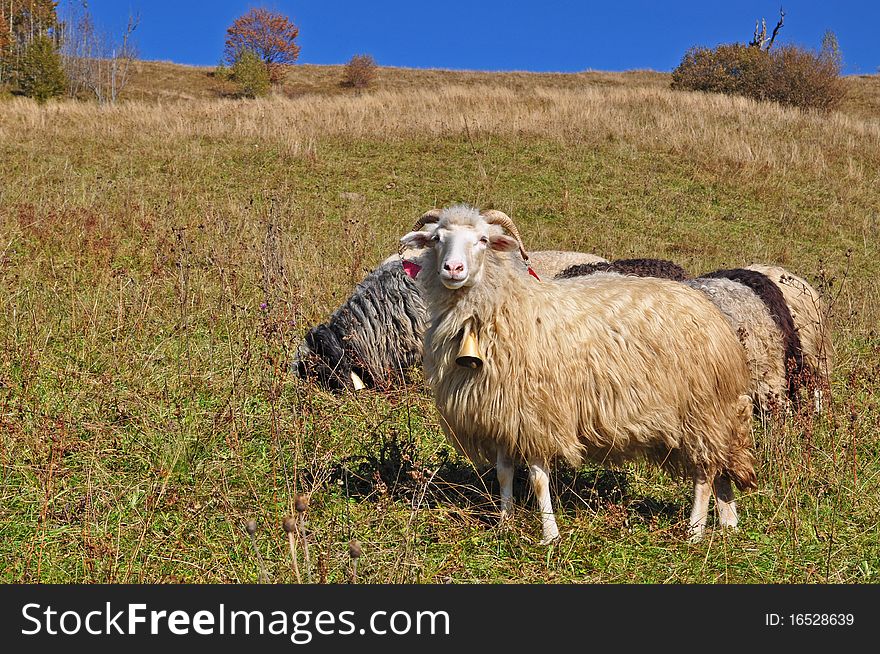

left=456, top=325, right=484, bottom=369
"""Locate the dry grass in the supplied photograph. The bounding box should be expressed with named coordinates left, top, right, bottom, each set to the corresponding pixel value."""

left=121, top=59, right=880, bottom=117
left=121, top=60, right=672, bottom=101
left=1, top=61, right=878, bottom=583
left=841, top=74, right=880, bottom=120
left=3, top=76, right=878, bottom=324
left=5, top=81, right=879, bottom=172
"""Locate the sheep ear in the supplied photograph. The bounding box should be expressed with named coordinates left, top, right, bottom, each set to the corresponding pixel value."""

left=400, top=230, right=435, bottom=250
left=489, top=234, right=519, bottom=252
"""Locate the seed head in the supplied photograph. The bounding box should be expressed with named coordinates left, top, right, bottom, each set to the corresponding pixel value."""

left=246, top=519, right=257, bottom=535
left=295, top=494, right=309, bottom=514
left=282, top=516, right=297, bottom=533
left=348, top=539, right=362, bottom=559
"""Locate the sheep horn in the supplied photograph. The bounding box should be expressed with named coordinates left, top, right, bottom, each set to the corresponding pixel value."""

left=480, top=209, right=530, bottom=262
left=400, top=208, right=443, bottom=257
left=412, top=208, right=443, bottom=232
left=349, top=370, right=366, bottom=391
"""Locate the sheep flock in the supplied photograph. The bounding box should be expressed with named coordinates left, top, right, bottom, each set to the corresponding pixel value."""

left=295, top=204, right=833, bottom=545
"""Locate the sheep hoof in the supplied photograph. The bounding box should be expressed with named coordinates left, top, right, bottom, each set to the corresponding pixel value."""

left=687, top=529, right=705, bottom=544
left=539, top=533, right=560, bottom=546
left=499, top=509, right=512, bottom=524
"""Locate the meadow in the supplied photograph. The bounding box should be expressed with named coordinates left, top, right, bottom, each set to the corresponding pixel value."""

left=0, top=62, right=878, bottom=583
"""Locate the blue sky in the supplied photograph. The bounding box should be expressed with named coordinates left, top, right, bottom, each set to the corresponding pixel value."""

left=74, top=1, right=878, bottom=75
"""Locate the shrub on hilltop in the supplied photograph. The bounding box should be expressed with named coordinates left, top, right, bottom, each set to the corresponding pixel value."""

left=224, top=7, right=300, bottom=84
left=232, top=49, right=271, bottom=98
left=342, top=54, right=378, bottom=89
left=672, top=11, right=844, bottom=111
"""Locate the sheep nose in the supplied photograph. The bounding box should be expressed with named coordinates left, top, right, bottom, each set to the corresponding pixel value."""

left=444, top=261, right=465, bottom=274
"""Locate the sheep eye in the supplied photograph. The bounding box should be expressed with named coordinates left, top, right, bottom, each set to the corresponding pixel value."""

left=479, top=236, right=489, bottom=244
left=431, top=234, right=441, bottom=242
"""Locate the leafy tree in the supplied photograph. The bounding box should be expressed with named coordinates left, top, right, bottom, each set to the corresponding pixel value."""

left=213, top=59, right=232, bottom=81
left=224, top=7, right=300, bottom=84
left=232, top=48, right=270, bottom=98
left=0, top=13, right=9, bottom=50
left=17, top=33, right=66, bottom=102
left=0, top=15, right=8, bottom=87
left=4, top=0, right=59, bottom=47
left=0, top=13, right=10, bottom=67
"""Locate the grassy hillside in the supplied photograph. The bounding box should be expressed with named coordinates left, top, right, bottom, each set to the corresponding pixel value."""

left=123, top=59, right=672, bottom=101
left=122, top=59, right=880, bottom=120
left=1, top=62, right=878, bottom=583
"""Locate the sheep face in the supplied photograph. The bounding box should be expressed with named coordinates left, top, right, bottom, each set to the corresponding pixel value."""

left=401, top=221, right=518, bottom=290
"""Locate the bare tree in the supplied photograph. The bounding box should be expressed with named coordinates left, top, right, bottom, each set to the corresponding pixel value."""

left=749, top=7, right=785, bottom=51
left=59, top=1, right=138, bottom=103
left=58, top=0, right=92, bottom=97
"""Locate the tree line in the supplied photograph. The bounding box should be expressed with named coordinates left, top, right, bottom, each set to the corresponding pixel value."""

left=2, top=4, right=845, bottom=109
left=0, top=0, right=138, bottom=103
left=0, top=3, right=378, bottom=103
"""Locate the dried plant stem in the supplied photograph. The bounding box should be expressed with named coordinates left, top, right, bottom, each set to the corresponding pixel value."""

left=348, top=539, right=362, bottom=584
left=286, top=530, right=301, bottom=584
left=284, top=516, right=302, bottom=584
left=299, top=515, right=312, bottom=583
left=247, top=531, right=269, bottom=583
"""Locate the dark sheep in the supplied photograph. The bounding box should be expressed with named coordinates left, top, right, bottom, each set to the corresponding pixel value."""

left=294, top=260, right=426, bottom=391
left=555, top=258, right=690, bottom=281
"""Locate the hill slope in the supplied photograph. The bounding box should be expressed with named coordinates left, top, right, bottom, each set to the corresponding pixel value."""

left=0, top=61, right=878, bottom=584
left=122, top=59, right=880, bottom=120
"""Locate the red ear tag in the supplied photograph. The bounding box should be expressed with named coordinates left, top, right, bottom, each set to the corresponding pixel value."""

left=528, top=266, right=541, bottom=281
left=402, top=260, right=422, bottom=279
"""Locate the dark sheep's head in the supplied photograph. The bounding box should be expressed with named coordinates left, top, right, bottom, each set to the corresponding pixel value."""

left=294, top=324, right=367, bottom=391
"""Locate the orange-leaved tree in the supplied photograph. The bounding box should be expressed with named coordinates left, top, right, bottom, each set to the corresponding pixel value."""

left=0, top=12, right=9, bottom=51
left=3, top=0, right=59, bottom=49
left=224, top=7, right=300, bottom=84
left=0, top=13, right=9, bottom=85
left=1, top=0, right=60, bottom=86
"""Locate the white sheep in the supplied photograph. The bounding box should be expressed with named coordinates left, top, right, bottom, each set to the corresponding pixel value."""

left=401, top=204, right=757, bottom=544
left=383, top=249, right=608, bottom=277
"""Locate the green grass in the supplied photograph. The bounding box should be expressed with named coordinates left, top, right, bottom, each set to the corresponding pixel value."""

left=1, top=64, right=879, bottom=583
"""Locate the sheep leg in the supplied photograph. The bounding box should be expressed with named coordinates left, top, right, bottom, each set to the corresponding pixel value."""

left=713, top=473, right=739, bottom=531
left=688, top=477, right=711, bottom=543
left=496, top=450, right=514, bottom=521
left=528, top=460, right=560, bottom=545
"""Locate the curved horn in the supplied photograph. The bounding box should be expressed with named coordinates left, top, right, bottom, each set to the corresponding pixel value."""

left=412, top=208, right=443, bottom=232
left=480, top=209, right=529, bottom=262
left=400, top=208, right=443, bottom=257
